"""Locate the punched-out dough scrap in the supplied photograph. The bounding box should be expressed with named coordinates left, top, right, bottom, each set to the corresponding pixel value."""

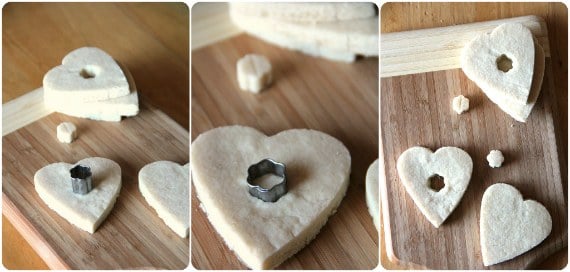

left=487, top=150, right=505, bottom=168
left=139, top=161, right=189, bottom=238
left=397, top=146, right=473, bottom=227
left=230, top=9, right=378, bottom=62
left=365, top=159, right=379, bottom=229
left=480, top=183, right=552, bottom=266
left=461, top=23, right=535, bottom=104
left=43, top=47, right=130, bottom=103
left=237, top=54, right=273, bottom=93
left=57, top=122, right=76, bottom=143
left=34, top=157, right=122, bottom=233
left=452, top=95, right=470, bottom=114
left=191, top=126, right=351, bottom=269
left=45, top=62, right=139, bottom=122
left=230, top=3, right=376, bottom=23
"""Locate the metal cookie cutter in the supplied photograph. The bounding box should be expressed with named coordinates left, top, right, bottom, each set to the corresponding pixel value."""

left=247, top=159, right=287, bottom=202
left=70, top=165, right=93, bottom=195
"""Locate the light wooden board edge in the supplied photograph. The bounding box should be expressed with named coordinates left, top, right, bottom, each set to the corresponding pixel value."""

left=3, top=194, right=69, bottom=269
left=191, top=3, right=243, bottom=50
left=380, top=15, right=550, bottom=77
left=2, top=88, right=53, bottom=136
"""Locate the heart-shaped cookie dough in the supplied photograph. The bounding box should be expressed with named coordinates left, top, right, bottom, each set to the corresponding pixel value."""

left=34, top=157, right=122, bottom=233
left=139, top=161, right=189, bottom=238
left=191, top=126, right=351, bottom=269
left=365, top=159, right=379, bottom=229
left=478, top=42, right=545, bottom=122
left=461, top=23, right=535, bottom=104
left=396, top=146, right=473, bottom=227
left=45, top=62, right=140, bottom=122
left=43, top=47, right=130, bottom=103
left=480, top=183, right=552, bottom=266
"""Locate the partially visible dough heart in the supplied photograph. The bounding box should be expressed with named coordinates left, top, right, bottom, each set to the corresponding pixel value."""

left=480, top=183, right=552, bottom=266
left=34, top=157, right=122, bottom=233
left=397, top=146, right=473, bottom=227
left=43, top=47, right=130, bottom=103
left=139, top=161, right=189, bottom=238
left=191, top=126, right=351, bottom=269
left=478, top=42, right=545, bottom=122
left=365, top=159, right=379, bottom=229
left=45, top=62, right=140, bottom=122
left=461, top=23, right=535, bottom=104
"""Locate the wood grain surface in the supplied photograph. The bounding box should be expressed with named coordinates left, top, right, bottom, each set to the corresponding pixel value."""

left=191, top=34, right=379, bottom=269
left=2, top=3, right=189, bottom=269
left=380, top=2, right=568, bottom=269
left=3, top=104, right=189, bottom=269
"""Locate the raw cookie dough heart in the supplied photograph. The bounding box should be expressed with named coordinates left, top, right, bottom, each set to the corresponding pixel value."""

left=34, top=157, right=122, bottom=233
left=480, top=183, right=552, bottom=266
left=365, top=159, right=379, bottom=229
left=396, top=146, right=473, bottom=227
left=46, top=62, right=140, bottom=122
left=478, top=42, right=545, bottom=122
left=191, top=126, right=351, bottom=269
left=461, top=23, right=535, bottom=104
left=139, top=161, right=189, bottom=238
left=43, top=47, right=130, bottom=103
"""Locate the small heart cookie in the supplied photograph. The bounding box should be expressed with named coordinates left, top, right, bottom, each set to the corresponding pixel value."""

left=365, top=159, right=379, bottom=229
left=461, top=23, right=535, bottom=104
left=191, top=126, right=351, bottom=269
left=139, top=161, right=189, bottom=238
left=43, top=47, right=130, bottom=103
left=397, top=146, right=473, bottom=227
left=480, top=183, right=552, bottom=266
left=34, top=157, right=122, bottom=233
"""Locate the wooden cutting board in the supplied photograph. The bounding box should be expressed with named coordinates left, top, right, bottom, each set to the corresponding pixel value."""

left=2, top=102, right=189, bottom=269
left=191, top=34, right=379, bottom=269
left=380, top=16, right=567, bottom=269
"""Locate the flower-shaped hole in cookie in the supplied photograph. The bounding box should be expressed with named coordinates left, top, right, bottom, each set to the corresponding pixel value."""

left=79, top=65, right=102, bottom=79
left=428, top=174, right=445, bottom=192
left=496, top=54, right=513, bottom=73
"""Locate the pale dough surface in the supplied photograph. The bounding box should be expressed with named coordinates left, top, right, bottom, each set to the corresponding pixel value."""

left=480, top=183, right=552, bottom=266
left=230, top=3, right=376, bottom=23
left=365, top=159, right=379, bottom=229
left=237, top=54, right=272, bottom=93
left=230, top=9, right=378, bottom=62
left=56, top=122, right=76, bottom=143
left=139, top=161, right=189, bottom=238
left=34, top=157, right=122, bottom=233
left=397, top=146, right=473, bottom=228
left=191, top=126, right=351, bottom=269
left=45, top=62, right=139, bottom=122
left=452, top=95, right=470, bottom=114
left=461, top=23, right=535, bottom=104
left=43, top=47, right=130, bottom=103
left=486, top=150, right=505, bottom=168
left=477, top=43, right=545, bottom=122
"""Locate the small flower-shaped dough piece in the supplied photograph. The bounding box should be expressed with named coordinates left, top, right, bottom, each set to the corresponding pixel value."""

left=487, top=150, right=505, bottom=168
left=237, top=54, right=272, bottom=93
left=57, top=122, right=77, bottom=143
left=452, top=95, right=470, bottom=114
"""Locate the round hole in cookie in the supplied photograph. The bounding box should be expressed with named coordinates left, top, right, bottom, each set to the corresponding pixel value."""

left=79, top=65, right=101, bottom=79
left=428, top=174, right=445, bottom=192
left=496, top=54, right=513, bottom=73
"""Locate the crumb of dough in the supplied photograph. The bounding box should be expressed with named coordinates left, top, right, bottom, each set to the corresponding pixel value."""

left=452, top=95, right=470, bottom=114
left=487, top=150, right=504, bottom=168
